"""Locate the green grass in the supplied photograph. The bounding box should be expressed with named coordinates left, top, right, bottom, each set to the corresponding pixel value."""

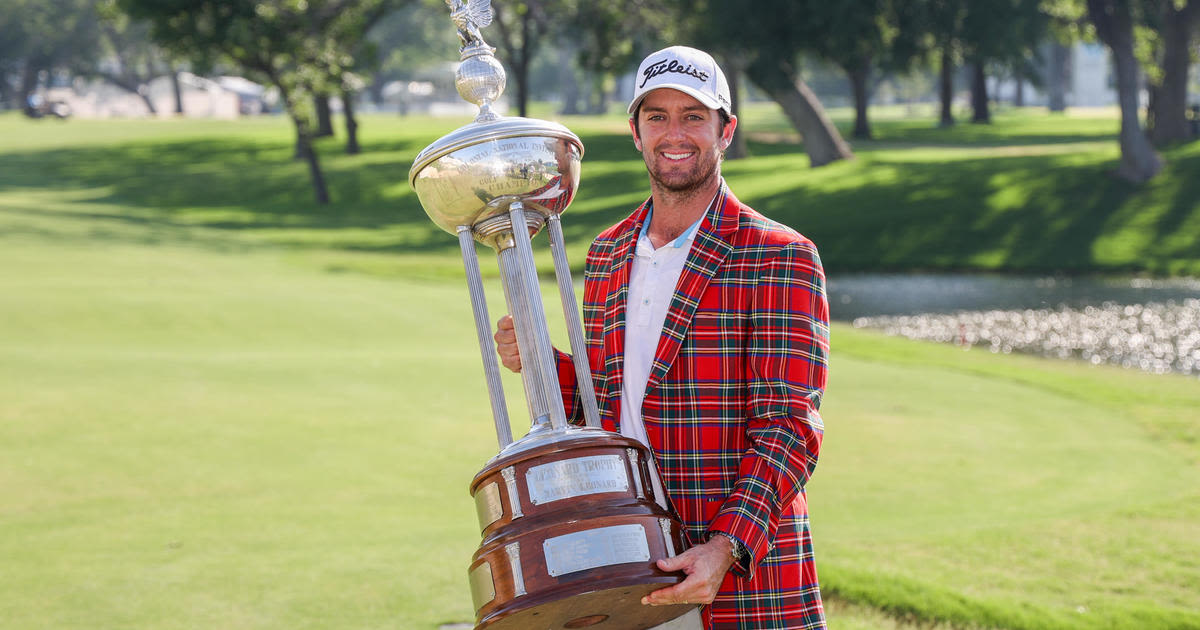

left=1, top=108, right=1198, bottom=629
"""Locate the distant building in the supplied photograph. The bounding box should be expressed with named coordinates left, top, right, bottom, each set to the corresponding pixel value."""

left=1069, top=43, right=1117, bottom=107
left=35, top=73, right=273, bottom=119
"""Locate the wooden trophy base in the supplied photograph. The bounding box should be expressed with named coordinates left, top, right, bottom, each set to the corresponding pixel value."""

left=477, top=579, right=696, bottom=630
left=467, top=427, right=695, bottom=630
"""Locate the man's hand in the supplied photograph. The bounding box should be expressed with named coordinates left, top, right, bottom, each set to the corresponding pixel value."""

left=641, top=536, right=736, bottom=607
left=493, top=314, right=521, bottom=372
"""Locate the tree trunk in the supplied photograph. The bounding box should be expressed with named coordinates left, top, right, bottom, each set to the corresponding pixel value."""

left=516, top=9, right=532, bottom=118
left=558, top=41, right=580, bottom=115
left=1047, top=41, right=1068, bottom=112
left=1086, top=0, right=1163, bottom=182
left=970, top=60, right=990, bottom=123
left=294, top=121, right=330, bottom=203
left=342, top=86, right=360, bottom=155
left=725, top=57, right=747, bottom=160
left=277, top=81, right=332, bottom=203
left=939, top=48, right=955, bottom=127
left=746, top=57, right=853, bottom=167
left=1149, top=0, right=1200, bottom=145
left=0, top=77, right=16, bottom=110
left=19, top=60, right=43, bottom=117
left=1014, top=76, right=1024, bottom=107
left=314, top=94, right=334, bottom=137
left=170, top=69, right=184, bottom=115
left=492, top=2, right=541, bottom=118
left=514, top=58, right=530, bottom=117
left=138, top=88, right=157, bottom=115
left=848, top=59, right=872, bottom=140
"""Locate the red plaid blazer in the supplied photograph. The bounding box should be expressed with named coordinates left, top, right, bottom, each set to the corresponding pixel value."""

left=556, top=185, right=830, bottom=629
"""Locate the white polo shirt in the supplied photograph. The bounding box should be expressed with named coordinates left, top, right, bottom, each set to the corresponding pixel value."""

left=621, top=207, right=708, bottom=630
left=619, top=207, right=705, bottom=464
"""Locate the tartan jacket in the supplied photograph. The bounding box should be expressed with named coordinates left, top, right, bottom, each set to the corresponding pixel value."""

left=556, top=184, right=830, bottom=629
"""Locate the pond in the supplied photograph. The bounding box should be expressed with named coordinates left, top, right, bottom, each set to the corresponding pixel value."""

left=827, top=274, right=1200, bottom=377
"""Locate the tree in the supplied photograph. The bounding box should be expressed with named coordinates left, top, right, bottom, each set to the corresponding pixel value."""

left=489, top=0, right=566, bottom=118
left=687, top=0, right=855, bottom=166
left=923, top=0, right=970, bottom=126
left=90, top=2, right=178, bottom=115
left=365, top=0, right=458, bottom=111
left=957, top=0, right=1050, bottom=124
left=797, top=0, right=927, bottom=140
left=567, top=0, right=853, bottom=166
left=567, top=0, right=667, bottom=115
left=1085, top=0, right=1164, bottom=181
left=0, top=0, right=101, bottom=115
left=1146, top=0, right=1200, bottom=145
left=118, top=0, right=401, bottom=203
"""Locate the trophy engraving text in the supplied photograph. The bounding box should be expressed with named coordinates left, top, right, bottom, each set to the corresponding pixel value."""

left=543, top=524, right=652, bottom=577
left=526, top=455, right=629, bottom=505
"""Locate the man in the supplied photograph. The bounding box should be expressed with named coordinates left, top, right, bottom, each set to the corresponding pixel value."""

left=495, top=46, right=829, bottom=629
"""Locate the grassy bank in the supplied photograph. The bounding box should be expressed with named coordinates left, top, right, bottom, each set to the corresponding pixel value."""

left=1, top=109, right=1197, bottom=629
left=1, top=105, right=1198, bottom=277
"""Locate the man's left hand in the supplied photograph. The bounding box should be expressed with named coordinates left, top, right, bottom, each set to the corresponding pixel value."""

left=641, top=536, right=736, bottom=607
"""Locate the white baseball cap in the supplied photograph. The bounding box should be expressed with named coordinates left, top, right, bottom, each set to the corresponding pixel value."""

left=627, top=46, right=732, bottom=116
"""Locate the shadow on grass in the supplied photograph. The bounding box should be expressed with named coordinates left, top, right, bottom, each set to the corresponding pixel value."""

left=1, top=117, right=1196, bottom=275
left=752, top=152, right=1142, bottom=274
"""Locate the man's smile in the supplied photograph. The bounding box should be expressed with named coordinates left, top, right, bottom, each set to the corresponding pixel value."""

left=661, top=150, right=695, bottom=161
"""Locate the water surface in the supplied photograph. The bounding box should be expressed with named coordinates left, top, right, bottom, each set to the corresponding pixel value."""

left=828, top=274, right=1200, bottom=377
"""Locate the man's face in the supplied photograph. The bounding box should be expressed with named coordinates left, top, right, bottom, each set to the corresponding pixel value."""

left=630, top=89, right=735, bottom=195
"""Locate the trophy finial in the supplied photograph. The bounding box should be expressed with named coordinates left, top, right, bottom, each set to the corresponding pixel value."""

left=446, top=0, right=494, bottom=50
left=446, top=0, right=505, bottom=122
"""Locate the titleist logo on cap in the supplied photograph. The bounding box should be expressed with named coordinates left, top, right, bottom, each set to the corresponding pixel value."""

left=639, top=59, right=710, bottom=88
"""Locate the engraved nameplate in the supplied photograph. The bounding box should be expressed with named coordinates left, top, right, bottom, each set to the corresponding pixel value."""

left=526, top=454, right=629, bottom=505
left=469, top=561, right=495, bottom=612
left=543, top=523, right=651, bottom=577
left=474, top=482, right=503, bottom=531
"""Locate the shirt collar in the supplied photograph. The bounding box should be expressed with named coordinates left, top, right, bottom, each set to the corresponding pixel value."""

left=637, top=181, right=725, bottom=249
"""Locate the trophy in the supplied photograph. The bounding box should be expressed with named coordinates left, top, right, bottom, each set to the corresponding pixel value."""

left=408, top=2, right=695, bottom=629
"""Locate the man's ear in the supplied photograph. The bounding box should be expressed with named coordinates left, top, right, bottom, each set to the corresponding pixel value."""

left=629, top=117, right=642, bottom=152
left=720, top=114, right=738, bottom=149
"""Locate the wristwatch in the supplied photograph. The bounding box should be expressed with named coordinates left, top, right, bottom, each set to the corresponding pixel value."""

left=711, top=532, right=745, bottom=563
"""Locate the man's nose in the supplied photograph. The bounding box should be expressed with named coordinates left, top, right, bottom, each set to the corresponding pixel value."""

left=664, top=117, right=686, bottom=140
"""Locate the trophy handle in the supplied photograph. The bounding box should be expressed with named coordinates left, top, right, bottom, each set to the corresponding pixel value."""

left=458, top=225, right=514, bottom=449
left=495, top=201, right=570, bottom=432
left=546, top=214, right=602, bottom=428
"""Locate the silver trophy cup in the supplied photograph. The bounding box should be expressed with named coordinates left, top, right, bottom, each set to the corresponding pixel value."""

left=409, top=3, right=694, bottom=628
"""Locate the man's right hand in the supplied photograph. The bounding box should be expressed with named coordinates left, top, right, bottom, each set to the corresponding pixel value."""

left=494, top=314, right=522, bottom=373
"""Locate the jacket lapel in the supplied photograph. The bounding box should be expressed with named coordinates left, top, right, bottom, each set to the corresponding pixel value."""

left=600, top=200, right=651, bottom=428
left=643, top=188, right=738, bottom=398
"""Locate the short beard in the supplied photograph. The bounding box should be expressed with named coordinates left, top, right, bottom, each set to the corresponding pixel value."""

left=644, top=148, right=722, bottom=197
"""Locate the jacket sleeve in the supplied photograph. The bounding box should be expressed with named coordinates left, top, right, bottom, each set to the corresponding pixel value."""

left=706, top=240, right=829, bottom=577
left=555, top=348, right=582, bottom=424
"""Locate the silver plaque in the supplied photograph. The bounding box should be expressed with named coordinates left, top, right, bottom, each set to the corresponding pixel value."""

left=543, top=523, right=651, bottom=577
left=526, top=454, right=629, bottom=505
left=469, top=561, right=495, bottom=612
left=474, top=481, right=503, bottom=530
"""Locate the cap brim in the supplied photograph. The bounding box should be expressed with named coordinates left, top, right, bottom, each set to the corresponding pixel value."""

left=627, top=84, right=726, bottom=115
